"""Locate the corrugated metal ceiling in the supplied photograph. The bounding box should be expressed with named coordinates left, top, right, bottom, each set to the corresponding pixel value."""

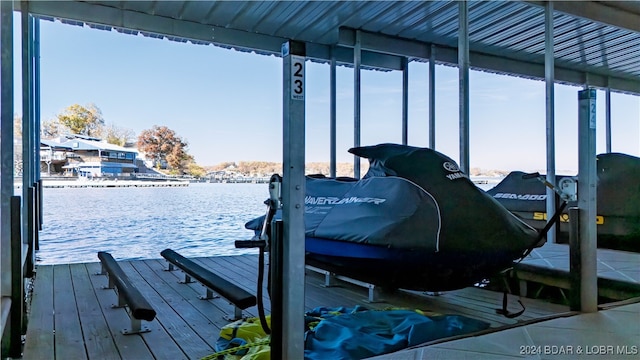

left=25, top=0, right=640, bottom=94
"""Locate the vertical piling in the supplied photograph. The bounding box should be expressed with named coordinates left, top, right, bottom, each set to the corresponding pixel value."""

left=280, top=40, right=306, bottom=359
left=577, top=88, right=598, bottom=313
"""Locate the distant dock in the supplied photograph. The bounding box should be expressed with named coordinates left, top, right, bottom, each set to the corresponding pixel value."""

left=23, top=179, right=190, bottom=188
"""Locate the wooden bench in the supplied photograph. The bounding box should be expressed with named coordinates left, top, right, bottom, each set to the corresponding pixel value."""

left=160, top=249, right=257, bottom=320
left=97, top=251, right=156, bottom=334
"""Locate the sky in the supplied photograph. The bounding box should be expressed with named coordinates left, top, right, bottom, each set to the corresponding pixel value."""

left=12, top=16, right=640, bottom=172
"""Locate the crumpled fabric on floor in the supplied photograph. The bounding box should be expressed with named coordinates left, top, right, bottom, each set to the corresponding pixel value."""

left=304, top=306, right=490, bottom=360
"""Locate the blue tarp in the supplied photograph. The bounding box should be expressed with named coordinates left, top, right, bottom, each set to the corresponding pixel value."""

left=304, top=306, right=490, bottom=360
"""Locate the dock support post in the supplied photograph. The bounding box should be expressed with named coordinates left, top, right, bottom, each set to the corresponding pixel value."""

left=0, top=0, right=15, bottom=333
left=458, top=0, right=470, bottom=175
left=353, top=31, right=361, bottom=179
left=428, top=44, right=436, bottom=149
left=329, top=48, right=337, bottom=178
left=401, top=57, right=409, bottom=145
left=10, top=197, right=23, bottom=358
left=569, top=206, right=581, bottom=310
left=605, top=86, right=611, bottom=153
left=545, top=1, right=557, bottom=244
left=21, top=5, right=36, bottom=278
left=577, top=88, right=598, bottom=313
left=280, top=40, right=306, bottom=360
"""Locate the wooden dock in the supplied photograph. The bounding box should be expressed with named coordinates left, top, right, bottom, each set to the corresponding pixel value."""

left=511, top=243, right=640, bottom=302
left=23, top=254, right=571, bottom=360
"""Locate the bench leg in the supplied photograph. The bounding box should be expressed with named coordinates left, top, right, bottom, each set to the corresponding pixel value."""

left=180, top=273, right=196, bottom=284
left=102, top=274, right=115, bottom=290
left=122, top=316, right=151, bottom=335
left=96, top=264, right=107, bottom=276
left=323, top=272, right=337, bottom=287
left=164, top=262, right=176, bottom=271
left=112, top=289, right=126, bottom=308
left=224, top=306, right=244, bottom=322
left=365, top=284, right=383, bottom=303
left=306, top=265, right=338, bottom=287
left=199, top=287, right=220, bottom=300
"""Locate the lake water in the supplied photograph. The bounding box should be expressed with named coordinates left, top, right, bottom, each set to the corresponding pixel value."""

left=37, top=183, right=269, bottom=265
left=37, top=180, right=499, bottom=265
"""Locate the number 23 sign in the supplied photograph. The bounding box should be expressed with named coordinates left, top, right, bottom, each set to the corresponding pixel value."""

left=291, top=56, right=305, bottom=101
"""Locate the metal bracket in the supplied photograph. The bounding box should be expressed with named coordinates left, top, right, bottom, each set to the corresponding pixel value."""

left=122, top=310, right=151, bottom=335
left=111, top=289, right=126, bottom=308
left=223, top=306, right=244, bottom=321
left=179, top=273, right=196, bottom=284
left=102, top=274, right=115, bottom=290
left=199, top=287, right=220, bottom=300
left=306, top=265, right=384, bottom=303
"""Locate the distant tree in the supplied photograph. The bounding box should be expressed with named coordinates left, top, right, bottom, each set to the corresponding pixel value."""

left=41, top=119, right=64, bottom=138
left=103, top=124, right=135, bottom=146
left=137, top=125, right=190, bottom=172
left=210, top=162, right=237, bottom=171
left=14, top=114, right=21, bottom=135
left=186, top=162, right=206, bottom=178
left=56, top=103, right=105, bottom=136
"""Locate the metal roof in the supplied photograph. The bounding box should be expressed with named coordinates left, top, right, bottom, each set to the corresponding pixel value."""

left=22, top=1, right=640, bottom=95
left=59, top=138, right=137, bottom=153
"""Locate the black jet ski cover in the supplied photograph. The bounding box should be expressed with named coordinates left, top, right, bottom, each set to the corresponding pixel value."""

left=488, top=152, right=640, bottom=250
left=348, top=144, right=541, bottom=254
left=246, top=143, right=541, bottom=290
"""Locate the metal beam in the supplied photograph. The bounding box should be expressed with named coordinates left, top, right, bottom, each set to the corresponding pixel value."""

left=353, top=30, right=361, bottom=179
left=280, top=40, right=306, bottom=359
left=429, top=45, right=436, bottom=149
left=338, top=28, right=640, bottom=96
left=21, top=3, right=34, bottom=266
left=26, top=1, right=405, bottom=71
left=0, top=0, right=14, bottom=299
left=23, top=1, right=640, bottom=94
left=527, top=0, right=640, bottom=33
left=401, top=57, right=408, bottom=145
left=605, top=86, right=612, bottom=153
left=458, top=1, right=470, bottom=175
left=329, top=48, right=337, bottom=178
left=339, top=27, right=430, bottom=59
left=545, top=1, right=557, bottom=244
left=34, top=18, right=41, bottom=179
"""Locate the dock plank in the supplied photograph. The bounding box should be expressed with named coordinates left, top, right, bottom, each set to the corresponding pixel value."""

left=144, top=260, right=235, bottom=329
left=84, top=262, right=155, bottom=360
left=118, top=260, right=213, bottom=359
left=128, top=259, right=222, bottom=346
left=25, top=255, right=574, bottom=360
left=69, top=263, right=121, bottom=360
left=23, top=265, right=55, bottom=360
left=53, top=264, right=88, bottom=360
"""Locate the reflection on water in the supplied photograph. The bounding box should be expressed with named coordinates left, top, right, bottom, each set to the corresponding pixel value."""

left=38, top=183, right=268, bottom=265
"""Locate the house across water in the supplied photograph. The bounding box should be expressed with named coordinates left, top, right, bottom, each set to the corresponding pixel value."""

left=41, top=135, right=138, bottom=178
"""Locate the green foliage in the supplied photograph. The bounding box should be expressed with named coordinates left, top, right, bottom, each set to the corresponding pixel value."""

left=56, top=103, right=105, bottom=136
left=186, top=163, right=206, bottom=178
left=103, top=124, right=135, bottom=146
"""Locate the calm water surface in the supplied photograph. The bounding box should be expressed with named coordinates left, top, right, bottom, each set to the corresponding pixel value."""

left=38, top=183, right=268, bottom=265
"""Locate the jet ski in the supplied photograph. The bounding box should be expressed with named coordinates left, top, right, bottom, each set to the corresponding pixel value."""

left=246, top=144, right=542, bottom=291
left=487, top=152, right=640, bottom=252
